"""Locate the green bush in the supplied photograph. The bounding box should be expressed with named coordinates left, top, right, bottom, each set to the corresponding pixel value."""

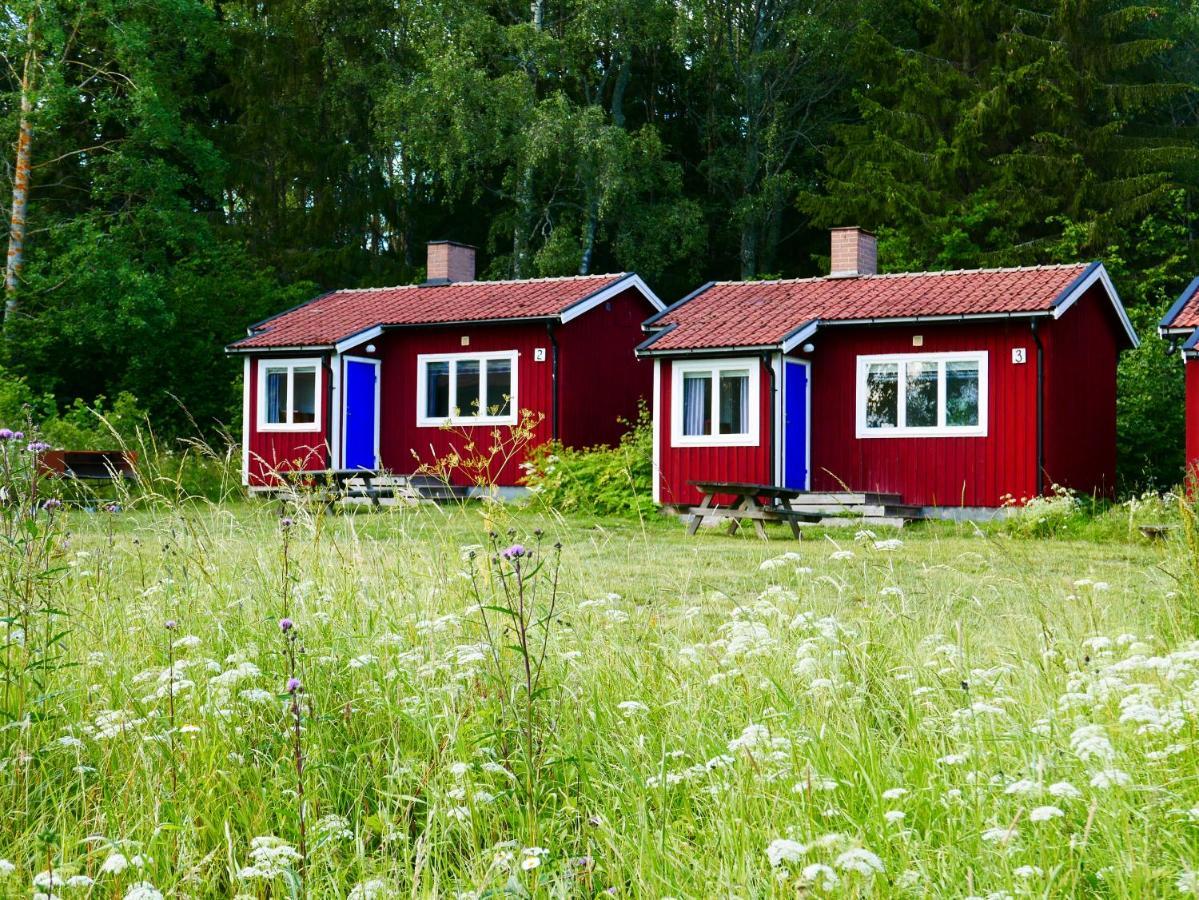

left=521, top=408, right=653, bottom=517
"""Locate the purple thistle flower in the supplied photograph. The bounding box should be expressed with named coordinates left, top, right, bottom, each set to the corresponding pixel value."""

left=27, top=440, right=50, bottom=454
left=280, top=617, right=294, bottom=634
left=165, top=620, right=177, bottom=630
left=103, top=502, right=121, bottom=513
left=41, top=498, right=61, bottom=511
left=280, top=516, right=294, bottom=529
left=501, top=544, right=526, bottom=561
left=12, top=431, right=24, bottom=440
left=0, top=429, right=13, bottom=441
left=286, top=677, right=302, bottom=694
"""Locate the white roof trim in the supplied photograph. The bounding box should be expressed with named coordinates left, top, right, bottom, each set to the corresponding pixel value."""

left=780, top=321, right=820, bottom=354
left=559, top=273, right=665, bottom=324
left=1050, top=263, right=1139, bottom=348
left=335, top=325, right=384, bottom=353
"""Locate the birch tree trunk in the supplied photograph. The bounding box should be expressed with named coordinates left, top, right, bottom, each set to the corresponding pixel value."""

left=5, top=16, right=37, bottom=325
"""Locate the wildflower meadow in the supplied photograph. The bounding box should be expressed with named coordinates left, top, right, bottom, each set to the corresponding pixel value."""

left=2, top=453, right=1199, bottom=896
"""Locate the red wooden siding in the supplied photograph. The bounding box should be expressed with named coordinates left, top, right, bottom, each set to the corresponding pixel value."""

left=1040, top=284, right=1119, bottom=497
left=556, top=287, right=656, bottom=447
left=376, top=322, right=553, bottom=486
left=1187, top=359, right=1199, bottom=481
left=246, top=359, right=330, bottom=486
left=655, top=359, right=774, bottom=507
left=806, top=321, right=1039, bottom=507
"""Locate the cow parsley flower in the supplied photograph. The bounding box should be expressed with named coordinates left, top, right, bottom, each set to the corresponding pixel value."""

left=882, top=787, right=908, bottom=801
left=124, top=882, right=163, bottom=900
left=1048, top=781, right=1081, bottom=799
left=99, top=853, right=129, bottom=875
left=1030, top=805, right=1064, bottom=822
left=834, top=848, right=884, bottom=876
left=617, top=700, right=649, bottom=717
left=1090, top=769, right=1132, bottom=789
left=0, top=860, right=13, bottom=878
left=347, top=880, right=389, bottom=899
left=766, top=839, right=807, bottom=866
left=1177, top=870, right=1199, bottom=893
left=801, top=863, right=839, bottom=890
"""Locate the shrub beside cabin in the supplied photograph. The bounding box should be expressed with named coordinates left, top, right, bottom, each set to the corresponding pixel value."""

left=227, top=242, right=664, bottom=489
left=1158, top=278, right=1199, bottom=479
left=638, top=229, right=1139, bottom=511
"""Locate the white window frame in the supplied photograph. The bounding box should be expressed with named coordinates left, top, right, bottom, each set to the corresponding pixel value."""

left=257, top=357, right=323, bottom=432
left=670, top=357, right=761, bottom=447
left=855, top=351, right=988, bottom=438
left=416, top=350, right=519, bottom=427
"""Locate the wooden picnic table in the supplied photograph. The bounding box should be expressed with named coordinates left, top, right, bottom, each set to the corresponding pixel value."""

left=686, top=481, right=822, bottom=540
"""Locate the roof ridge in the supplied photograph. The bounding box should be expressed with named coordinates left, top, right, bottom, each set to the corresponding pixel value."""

left=332, top=272, right=629, bottom=294
left=706, top=262, right=1090, bottom=287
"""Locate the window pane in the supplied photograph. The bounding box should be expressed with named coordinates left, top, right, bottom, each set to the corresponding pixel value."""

left=291, top=367, right=317, bottom=424
left=945, top=360, right=980, bottom=426
left=456, top=360, right=481, bottom=416
left=905, top=360, right=938, bottom=428
left=682, top=372, right=712, bottom=436
left=265, top=368, right=288, bottom=423
left=485, top=359, right=512, bottom=416
left=718, top=371, right=749, bottom=434
left=865, top=363, right=898, bottom=428
left=426, top=361, right=450, bottom=418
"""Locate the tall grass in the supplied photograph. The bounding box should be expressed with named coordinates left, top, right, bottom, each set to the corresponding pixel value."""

left=0, top=484, right=1196, bottom=896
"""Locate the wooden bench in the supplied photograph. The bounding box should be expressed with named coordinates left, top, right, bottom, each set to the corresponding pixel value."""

left=37, top=450, right=137, bottom=502
left=686, top=481, right=823, bottom=540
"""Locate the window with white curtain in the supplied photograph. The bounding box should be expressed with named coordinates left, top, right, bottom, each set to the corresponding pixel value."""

left=856, top=351, right=987, bottom=438
left=671, top=358, right=759, bottom=446
left=416, top=351, right=518, bottom=426
left=257, top=358, right=322, bottom=431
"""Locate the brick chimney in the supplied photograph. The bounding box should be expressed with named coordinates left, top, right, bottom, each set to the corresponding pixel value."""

left=829, top=227, right=877, bottom=277
left=426, top=240, right=476, bottom=283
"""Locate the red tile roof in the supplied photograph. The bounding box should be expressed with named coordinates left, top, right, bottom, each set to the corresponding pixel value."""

left=1160, top=276, right=1199, bottom=333
left=230, top=274, right=634, bottom=350
left=640, top=264, right=1099, bottom=352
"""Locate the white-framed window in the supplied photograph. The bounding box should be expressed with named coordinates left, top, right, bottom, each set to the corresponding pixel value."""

left=855, top=351, right=987, bottom=438
left=416, top=350, right=518, bottom=427
left=257, top=358, right=322, bottom=432
left=670, top=357, right=760, bottom=447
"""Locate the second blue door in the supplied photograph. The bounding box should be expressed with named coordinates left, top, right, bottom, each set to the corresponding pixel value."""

left=783, top=360, right=809, bottom=490
left=344, top=358, right=379, bottom=470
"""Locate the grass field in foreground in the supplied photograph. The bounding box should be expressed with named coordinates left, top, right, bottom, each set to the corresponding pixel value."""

left=2, top=500, right=1198, bottom=898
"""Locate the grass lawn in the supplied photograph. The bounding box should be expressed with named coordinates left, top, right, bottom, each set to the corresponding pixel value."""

left=2, top=498, right=1198, bottom=897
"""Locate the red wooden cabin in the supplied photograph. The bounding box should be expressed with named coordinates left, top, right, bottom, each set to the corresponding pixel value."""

left=638, top=228, right=1138, bottom=511
left=227, top=242, right=664, bottom=490
left=1158, top=277, right=1199, bottom=481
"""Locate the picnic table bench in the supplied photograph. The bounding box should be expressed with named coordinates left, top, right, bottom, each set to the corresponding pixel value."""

left=686, top=481, right=823, bottom=540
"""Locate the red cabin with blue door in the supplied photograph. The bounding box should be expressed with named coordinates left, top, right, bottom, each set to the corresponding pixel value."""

left=638, top=228, right=1139, bottom=510
left=1158, top=276, right=1199, bottom=483
left=227, top=241, right=664, bottom=489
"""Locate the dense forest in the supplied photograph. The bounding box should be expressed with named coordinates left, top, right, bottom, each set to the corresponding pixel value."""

left=1, top=0, right=1198, bottom=488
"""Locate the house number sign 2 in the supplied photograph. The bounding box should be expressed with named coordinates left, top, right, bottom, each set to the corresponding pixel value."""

left=1012, top=348, right=1027, bottom=364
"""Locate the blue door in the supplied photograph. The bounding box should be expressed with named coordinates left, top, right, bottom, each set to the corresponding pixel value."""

left=783, top=360, right=809, bottom=490
left=344, top=358, right=379, bottom=470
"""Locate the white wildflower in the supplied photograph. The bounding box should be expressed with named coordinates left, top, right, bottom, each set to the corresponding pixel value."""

left=1090, top=769, right=1132, bottom=789
left=617, top=700, right=649, bottom=717
left=1048, top=781, right=1082, bottom=800
left=347, top=880, right=389, bottom=900
left=1029, top=805, right=1064, bottom=822
left=834, top=847, right=884, bottom=876
left=801, top=863, right=839, bottom=890
left=99, top=853, right=129, bottom=875
left=124, top=883, right=163, bottom=900
left=766, top=839, right=807, bottom=866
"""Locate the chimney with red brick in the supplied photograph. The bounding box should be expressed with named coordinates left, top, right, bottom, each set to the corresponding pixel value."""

left=829, top=227, right=877, bottom=277
left=426, top=240, right=477, bottom=283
